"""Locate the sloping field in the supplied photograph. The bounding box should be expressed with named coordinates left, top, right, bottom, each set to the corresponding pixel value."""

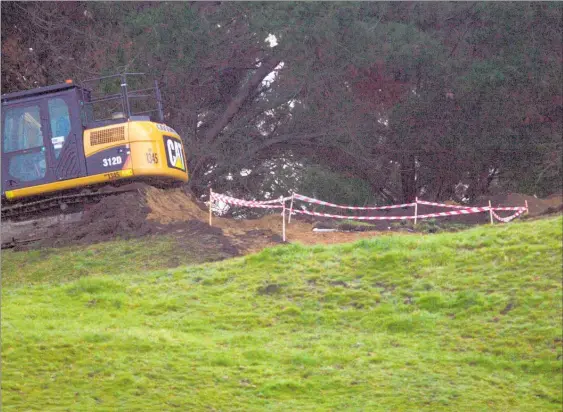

left=1, top=217, right=562, bottom=411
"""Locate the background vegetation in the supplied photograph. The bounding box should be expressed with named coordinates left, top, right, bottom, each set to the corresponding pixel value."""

left=2, top=2, right=561, bottom=208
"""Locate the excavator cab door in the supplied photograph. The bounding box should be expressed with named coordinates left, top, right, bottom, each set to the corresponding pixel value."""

left=2, top=98, right=51, bottom=192
left=1, top=87, right=86, bottom=195
left=43, top=89, right=87, bottom=181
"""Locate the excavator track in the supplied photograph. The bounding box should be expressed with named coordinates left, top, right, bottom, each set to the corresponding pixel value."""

left=1, top=184, right=144, bottom=249
left=2, top=186, right=139, bottom=220
left=1, top=178, right=182, bottom=249
left=3, top=192, right=102, bottom=219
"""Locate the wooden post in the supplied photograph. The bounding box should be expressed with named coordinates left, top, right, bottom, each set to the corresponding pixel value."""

left=525, top=200, right=529, bottom=215
left=282, top=200, right=286, bottom=242
left=209, top=188, right=213, bottom=227
left=288, top=193, right=295, bottom=224
left=488, top=200, right=494, bottom=225
left=414, top=197, right=418, bottom=226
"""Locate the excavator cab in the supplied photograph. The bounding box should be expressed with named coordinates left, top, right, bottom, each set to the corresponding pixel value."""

left=2, top=82, right=85, bottom=192
left=1, top=73, right=188, bottom=203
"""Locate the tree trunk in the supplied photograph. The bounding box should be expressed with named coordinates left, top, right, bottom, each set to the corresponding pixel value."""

left=401, top=153, right=416, bottom=203
left=203, top=56, right=281, bottom=143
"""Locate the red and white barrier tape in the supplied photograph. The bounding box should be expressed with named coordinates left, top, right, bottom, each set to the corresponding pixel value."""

left=293, top=193, right=415, bottom=210
left=253, top=196, right=293, bottom=204
left=418, top=199, right=527, bottom=215
left=292, top=206, right=490, bottom=221
left=211, top=193, right=285, bottom=209
left=210, top=191, right=527, bottom=223
left=415, top=199, right=472, bottom=209
left=492, top=209, right=526, bottom=223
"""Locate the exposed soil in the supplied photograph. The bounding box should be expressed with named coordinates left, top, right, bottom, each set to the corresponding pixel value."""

left=15, top=184, right=391, bottom=253
left=22, top=187, right=240, bottom=258
left=10, top=184, right=561, bottom=256
left=143, top=186, right=393, bottom=248
left=476, top=193, right=550, bottom=216
left=539, top=203, right=563, bottom=216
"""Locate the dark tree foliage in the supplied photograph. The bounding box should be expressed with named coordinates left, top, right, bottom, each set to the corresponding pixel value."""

left=2, top=2, right=561, bottom=205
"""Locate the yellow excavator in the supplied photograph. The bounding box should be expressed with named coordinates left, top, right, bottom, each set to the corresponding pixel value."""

left=1, top=73, right=189, bottom=246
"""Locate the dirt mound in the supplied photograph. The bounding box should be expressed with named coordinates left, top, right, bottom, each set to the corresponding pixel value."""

left=477, top=193, right=549, bottom=216
left=539, top=203, right=563, bottom=216
left=544, top=193, right=563, bottom=208
left=71, top=192, right=154, bottom=242
left=145, top=186, right=209, bottom=224
left=27, top=192, right=154, bottom=249
left=22, top=185, right=242, bottom=258
left=16, top=184, right=297, bottom=255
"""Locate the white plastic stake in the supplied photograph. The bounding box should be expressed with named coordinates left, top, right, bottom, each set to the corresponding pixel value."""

left=414, top=197, right=418, bottom=226
left=209, top=188, right=213, bottom=227
left=282, top=200, right=286, bottom=242
left=488, top=200, right=494, bottom=225
left=288, top=193, right=295, bottom=224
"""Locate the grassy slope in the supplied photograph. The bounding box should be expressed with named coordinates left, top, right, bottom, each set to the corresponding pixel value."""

left=2, top=217, right=562, bottom=411
left=1, top=235, right=232, bottom=287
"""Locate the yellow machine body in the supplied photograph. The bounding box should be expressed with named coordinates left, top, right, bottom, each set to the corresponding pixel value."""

left=2, top=75, right=189, bottom=206
left=4, top=121, right=188, bottom=201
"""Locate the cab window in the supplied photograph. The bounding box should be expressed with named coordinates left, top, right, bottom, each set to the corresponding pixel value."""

left=2, top=105, right=47, bottom=182
left=2, top=105, right=44, bottom=153
left=48, top=98, right=71, bottom=159
left=8, top=151, right=47, bottom=182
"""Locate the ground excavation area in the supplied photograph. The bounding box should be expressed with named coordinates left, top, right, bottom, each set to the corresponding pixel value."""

left=5, top=184, right=562, bottom=261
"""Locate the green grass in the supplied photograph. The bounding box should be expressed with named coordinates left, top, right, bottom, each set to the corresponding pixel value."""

left=2, top=217, right=562, bottom=411
left=338, top=219, right=376, bottom=228
left=1, top=235, right=233, bottom=287
left=391, top=218, right=472, bottom=234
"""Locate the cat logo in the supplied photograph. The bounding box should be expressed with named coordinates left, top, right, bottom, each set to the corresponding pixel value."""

left=164, top=136, right=186, bottom=171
